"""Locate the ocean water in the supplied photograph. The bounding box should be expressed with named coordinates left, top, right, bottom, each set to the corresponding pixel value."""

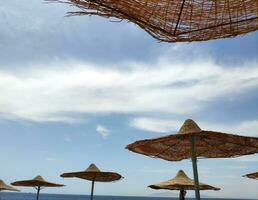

left=0, top=193, right=255, bottom=200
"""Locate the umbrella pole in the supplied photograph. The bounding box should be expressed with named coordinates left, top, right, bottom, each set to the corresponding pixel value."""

left=190, top=136, right=201, bottom=200
left=90, top=180, right=95, bottom=200
left=36, top=186, right=41, bottom=200
left=179, top=189, right=186, bottom=200
left=179, top=189, right=182, bottom=200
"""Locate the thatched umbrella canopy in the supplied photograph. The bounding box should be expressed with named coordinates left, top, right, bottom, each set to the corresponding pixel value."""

left=47, top=0, right=258, bottom=42
left=149, top=170, right=220, bottom=200
left=61, top=163, right=122, bottom=200
left=126, top=119, right=258, bottom=200
left=244, top=171, right=258, bottom=180
left=0, top=180, right=19, bottom=192
left=11, top=176, right=64, bottom=200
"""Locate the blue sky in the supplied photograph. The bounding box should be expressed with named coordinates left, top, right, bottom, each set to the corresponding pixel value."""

left=0, top=0, right=258, bottom=199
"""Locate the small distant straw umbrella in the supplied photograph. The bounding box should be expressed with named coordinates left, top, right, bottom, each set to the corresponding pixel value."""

left=11, top=176, right=64, bottom=200
left=60, top=163, right=122, bottom=200
left=126, top=119, right=258, bottom=200
left=148, top=170, right=220, bottom=200
left=47, top=0, right=258, bottom=42
left=243, top=171, right=258, bottom=180
left=0, top=180, right=19, bottom=192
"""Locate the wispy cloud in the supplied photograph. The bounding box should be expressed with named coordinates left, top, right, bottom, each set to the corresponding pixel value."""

left=130, top=117, right=180, bottom=133
left=130, top=117, right=258, bottom=137
left=0, top=57, right=257, bottom=123
left=96, top=125, right=110, bottom=139
left=45, top=157, right=56, bottom=161
left=229, top=154, right=258, bottom=163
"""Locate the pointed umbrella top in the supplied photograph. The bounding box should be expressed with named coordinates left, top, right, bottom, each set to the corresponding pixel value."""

left=178, top=119, right=202, bottom=135
left=85, top=164, right=101, bottom=173
left=244, top=171, right=258, bottom=180
left=61, top=163, right=122, bottom=182
left=126, top=119, right=258, bottom=161
left=0, top=180, right=20, bottom=192
left=149, top=170, right=220, bottom=191
left=11, top=176, right=64, bottom=187
left=33, top=176, right=46, bottom=182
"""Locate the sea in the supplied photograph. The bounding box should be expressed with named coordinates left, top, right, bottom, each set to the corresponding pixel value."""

left=0, top=193, right=256, bottom=200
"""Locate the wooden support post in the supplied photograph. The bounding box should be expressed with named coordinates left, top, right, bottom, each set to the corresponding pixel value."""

left=90, top=180, right=95, bottom=200
left=191, top=136, right=201, bottom=200
left=36, top=186, right=41, bottom=200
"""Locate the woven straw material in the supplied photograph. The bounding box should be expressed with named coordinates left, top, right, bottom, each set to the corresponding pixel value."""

left=48, top=0, right=258, bottom=42
left=0, top=180, right=19, bottom=192
left=149, top=170, right=220, bottom=190
left=11, top=176, right=64, bottom=187
left=244, top=171, right=258, bottom=180
left=61, top=163, right=122, bottom=182
left=126, top=119, right=258, bottom=161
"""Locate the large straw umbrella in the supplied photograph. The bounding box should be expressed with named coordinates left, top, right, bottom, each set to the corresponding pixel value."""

left=126, top=119, right=258, bottom=200
left=11, top=176, right=64, bottom=200
left=243, top=171, right=258, bottom=180
left=60, top=163, right=122, bottom=200
left=148, top=170, right=220, bottom=200
left=47, top=0, right=258, bottom=42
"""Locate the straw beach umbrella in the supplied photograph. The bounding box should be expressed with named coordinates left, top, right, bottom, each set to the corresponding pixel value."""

left=126, top=119, right=258, bottom=200
left=47, top=0, right=258, bottom=42
left=149, top=170, right=220, bottom=200
left=0, top=180, right=19, bottom=192
left=11, top=176, right=64, bottom=200
left=244, top=171, right=258, bottom=180
left=61, top=163, right=122, bottom=200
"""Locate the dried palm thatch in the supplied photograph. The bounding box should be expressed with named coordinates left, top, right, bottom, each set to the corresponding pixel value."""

left=149, top=170, right=220, bottom=191
left=0, top=180, right=20, bottom=192
left=12, top=176, right=64, bottom=200
left=47, top=0, right=258, bottom=42
left=61, top=163, right=122, bottom=182
left=11, top=176, right=64, bottom=187
left=244, top=171, right=258, bottom=180
left=126, top=119, right=258, bottom=161
left=126, top=119, right=258, bottom=200
left=61, top=164, right=122, bottom=200
left=149, top=170, right=219, bottom=200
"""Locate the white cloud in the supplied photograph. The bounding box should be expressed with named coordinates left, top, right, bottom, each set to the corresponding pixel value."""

left=65, top=137, right=71, bottom=142
left=96, top=125, right=110, bottom=139
left=0, top=58, right=257, bottom=123
left=230, top=154, right=258, bottom=162
left=130, top=117, right=181, bottom=133
left=200, top=120, right=258, bottom=137
left=236, top=120, right=258, bottom=136
left=45, top=157, right=56, bottom=161
left=130, top=117, right=258, bottom=137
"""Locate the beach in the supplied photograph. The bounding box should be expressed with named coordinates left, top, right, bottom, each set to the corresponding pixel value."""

left=1, top=1, right=258, bottom=200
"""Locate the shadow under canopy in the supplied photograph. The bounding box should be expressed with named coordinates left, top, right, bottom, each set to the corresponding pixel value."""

left=11, top=176, right=64, bottom=200
left=47, top=0, right=258, bottom=42
left=126, top=119, right=258, bottom=200
left=60, top=163, right=122, bottom=200
left=149, top=170, right=220, bottom=200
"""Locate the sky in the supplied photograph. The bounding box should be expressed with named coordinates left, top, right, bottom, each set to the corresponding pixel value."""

left=0, top=0, right=258, bottom=199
